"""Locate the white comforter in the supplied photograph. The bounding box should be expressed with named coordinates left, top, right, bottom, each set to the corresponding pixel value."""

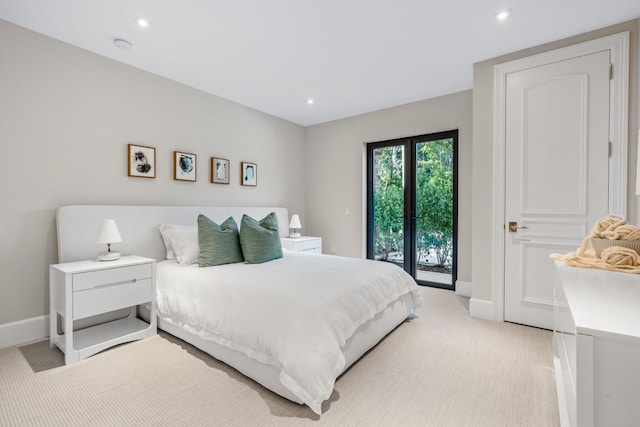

left=156, top=251, right=422, bottom=414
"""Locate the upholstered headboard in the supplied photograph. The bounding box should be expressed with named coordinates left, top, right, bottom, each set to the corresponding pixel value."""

left=56, top=205, right=290, bottom=263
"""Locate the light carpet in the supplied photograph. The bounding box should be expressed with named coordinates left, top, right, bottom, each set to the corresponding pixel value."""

left=0, top=287, right=559, bottom=426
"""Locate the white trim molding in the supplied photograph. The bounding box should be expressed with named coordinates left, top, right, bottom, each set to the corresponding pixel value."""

left=455, top=280, right=472, bottom=297
left=0, top=315, right=50, bottom=349
left=492, top=31, right=629, bottom=323
left=469, top=298, right=494, bottom=320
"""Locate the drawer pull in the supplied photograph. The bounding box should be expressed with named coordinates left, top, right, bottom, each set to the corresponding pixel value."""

left=94, top=278, right=137, bottom=289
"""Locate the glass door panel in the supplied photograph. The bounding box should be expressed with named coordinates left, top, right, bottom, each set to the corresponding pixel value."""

left=414, top=138, right=455, bottom=287
left=370, top=144, right=406, bottom=269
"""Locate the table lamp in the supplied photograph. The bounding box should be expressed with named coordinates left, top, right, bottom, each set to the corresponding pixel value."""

left=289, top=214, right=302, bottom=238
left=96, top=219, right=122, bottom=261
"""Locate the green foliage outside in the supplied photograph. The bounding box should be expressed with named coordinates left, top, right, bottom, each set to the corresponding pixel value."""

left=373, top=146, right=404, bottom=260
left=416, top=139, right=453, bottom=268
left=373, top=139, right=453, bottom=269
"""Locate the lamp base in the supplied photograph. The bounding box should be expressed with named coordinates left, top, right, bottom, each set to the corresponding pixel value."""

left=289, top=232, right=301, bottom=238
left=98, top=251, right=121, bottom=261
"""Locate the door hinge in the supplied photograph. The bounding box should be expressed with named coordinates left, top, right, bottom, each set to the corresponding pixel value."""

left=609, top=141, right=613, bottom=158
left=609, top=63, right=613, bottom=80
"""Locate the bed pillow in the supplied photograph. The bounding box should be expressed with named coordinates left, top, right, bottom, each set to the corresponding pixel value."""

left=197, top=214, right=244, bottom=267
left=158, top=224, right=177, bottom=260
left=162, top=226, right=199, bottom=265
left=239, top=212, right=283, bottom=264
left=158, top=224, right=194, bottom=260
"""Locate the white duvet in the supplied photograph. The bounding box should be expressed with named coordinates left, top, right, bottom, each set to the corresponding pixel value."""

left=156, top=251, right=422, bottom=414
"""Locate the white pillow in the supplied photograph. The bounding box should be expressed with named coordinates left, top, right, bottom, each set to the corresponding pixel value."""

left=159, top=224, right=179, bottom=259
left=165, top=227, right=199, bottom=265
left=158, top=224, right=198, bottom=262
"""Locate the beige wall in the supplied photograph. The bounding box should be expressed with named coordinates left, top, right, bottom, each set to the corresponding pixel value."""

left=471, top=19, right=640, bottom=303
left=305, top=91, right=473, bottom=283
left=0, top=20, right=306, bottom=325
left=3, top=15, right=638, bottom=329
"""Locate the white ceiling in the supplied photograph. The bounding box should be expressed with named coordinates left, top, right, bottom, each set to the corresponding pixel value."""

left=1, top=1, right=639, bottom=126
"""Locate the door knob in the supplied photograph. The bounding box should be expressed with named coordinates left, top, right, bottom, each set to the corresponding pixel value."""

left=508, top=221, right=529, bottom=232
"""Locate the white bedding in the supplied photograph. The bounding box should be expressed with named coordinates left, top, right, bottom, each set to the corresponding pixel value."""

left=156, top=251, right=422, bottom=414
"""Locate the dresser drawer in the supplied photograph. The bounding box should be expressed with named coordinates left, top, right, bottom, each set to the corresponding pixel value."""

left=73, top=264, right=152, bottom=292
left=73, top=277, right=153, bottom=320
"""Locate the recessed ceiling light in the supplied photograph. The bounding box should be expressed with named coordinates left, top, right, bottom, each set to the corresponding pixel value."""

left=494, top=9, right=512, bottom=21
left=134, top=17, right=153, bottom=28
left=113, top=38, right=133, bottom=50
left=307, top=99, right=314, bottom=105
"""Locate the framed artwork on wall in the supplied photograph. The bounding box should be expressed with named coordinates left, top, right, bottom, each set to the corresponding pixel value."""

left=241, top=161, right=257, bottom=186
left=174, top=151, right=197, bottom=182
left=211, top=157, right=230, bottom=184
left=127, top=144, right=156, bottom=178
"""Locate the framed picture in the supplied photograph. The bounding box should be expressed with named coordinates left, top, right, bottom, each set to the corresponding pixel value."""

left=241, top=161, right=257, bottom=186
left=211, top=157, right=230, bottom=184
left=174, top=151, right=197, bottom=182
left=127, top=144, right=156, bottom=178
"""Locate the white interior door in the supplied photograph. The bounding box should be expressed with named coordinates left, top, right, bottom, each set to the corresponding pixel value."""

left=503, top=50, right=611, bottom=329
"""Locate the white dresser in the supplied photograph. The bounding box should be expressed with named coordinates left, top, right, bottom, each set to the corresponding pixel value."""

left=280, top=236, right=322, bottom=254
left=553, top=261, right=640, bottom=427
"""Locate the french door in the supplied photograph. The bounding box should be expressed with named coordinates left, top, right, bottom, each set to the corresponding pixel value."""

left=366, top=130, right=458, bottom=289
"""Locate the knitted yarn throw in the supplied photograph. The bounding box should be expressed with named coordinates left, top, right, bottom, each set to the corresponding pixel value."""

left=551, top=215, right=640, bottom=273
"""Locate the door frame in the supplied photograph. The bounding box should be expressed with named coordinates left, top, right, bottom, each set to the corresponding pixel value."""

left=365, top=130, right=458, bottom=289
left=491, top=32, right=629, bottom=322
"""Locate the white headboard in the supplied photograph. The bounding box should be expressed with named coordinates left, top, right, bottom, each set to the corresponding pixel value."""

left=56, top=205, right=290, bottom=263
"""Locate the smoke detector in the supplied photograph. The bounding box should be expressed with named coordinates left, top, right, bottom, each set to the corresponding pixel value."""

left=113, top=38, right=133, bottom=50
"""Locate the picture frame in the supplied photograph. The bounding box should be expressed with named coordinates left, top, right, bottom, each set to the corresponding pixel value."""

left=211, top=157, right=230, bottom=184
left=174, top=151, right=197, bottom=182
left=127, top=144, right=156, bottom=178
left=241, top=161, right=257, bottom=186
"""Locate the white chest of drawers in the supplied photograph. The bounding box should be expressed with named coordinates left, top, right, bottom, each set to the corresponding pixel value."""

left=553, top=261, right=640, bottom=427
left=280, top=236, right=322, bottom=254
left=49, top=255, right=156, bottom=365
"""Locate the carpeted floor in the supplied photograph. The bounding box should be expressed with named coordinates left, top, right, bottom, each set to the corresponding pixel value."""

left=0, top=287, right=559, bottom=426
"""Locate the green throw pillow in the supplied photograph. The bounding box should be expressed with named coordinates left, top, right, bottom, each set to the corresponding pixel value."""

left=239, top=212, right=283, bottom=264
left=197, top=215, right=244, bottom=267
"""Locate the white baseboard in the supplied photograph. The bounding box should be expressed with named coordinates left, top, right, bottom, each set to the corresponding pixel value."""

left=455, top=280, right=472, bottom=297
left=0, top=315, right=49, bottom=349
left=469, top=298, right=495, bottom=321
left=2, top=297, right=492, bottom=347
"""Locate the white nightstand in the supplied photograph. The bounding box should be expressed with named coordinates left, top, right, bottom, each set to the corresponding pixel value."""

left=49, top=255, right=157, bottom=365
left=281, top=236, right=322, bottom=254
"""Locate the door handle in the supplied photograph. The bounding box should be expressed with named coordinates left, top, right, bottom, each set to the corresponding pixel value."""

left=508, top=221, right=529, bottom=232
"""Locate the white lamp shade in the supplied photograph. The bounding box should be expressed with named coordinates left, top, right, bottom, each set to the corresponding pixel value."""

left=289, top=214, right=302, bottom=229
left=96, top=219, right=122, bottom=244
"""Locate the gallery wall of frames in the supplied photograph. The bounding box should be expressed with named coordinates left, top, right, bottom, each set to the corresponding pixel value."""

left=127, top=144, right=257, bottom=186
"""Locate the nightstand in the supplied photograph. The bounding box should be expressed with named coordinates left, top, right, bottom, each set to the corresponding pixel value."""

left=280, top=236, right=322, bottom=254
left=49, top=255, right=157, bottom=365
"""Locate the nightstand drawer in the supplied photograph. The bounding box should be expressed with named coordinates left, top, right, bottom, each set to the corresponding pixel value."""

left=301, top=247, right=321, bottom=253
left=73, top=277, right=153, bottom=320
left=281, top=236, right=322, bottom=253
left=299, top=240, right=320, bottom=252
left=73, top=264, right=153, bottom=292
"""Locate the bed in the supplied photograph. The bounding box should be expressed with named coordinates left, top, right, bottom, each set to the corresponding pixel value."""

left=56, top=205, right=422, bottom=414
